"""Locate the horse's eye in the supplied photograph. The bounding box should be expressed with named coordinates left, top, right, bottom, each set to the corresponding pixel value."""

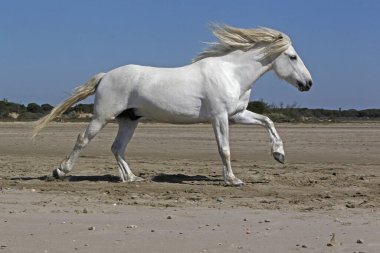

left=289, top=55, right=298, bottom=61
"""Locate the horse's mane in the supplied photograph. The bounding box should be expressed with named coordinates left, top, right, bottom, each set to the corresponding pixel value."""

left=193, top=25, right=291, bottom=62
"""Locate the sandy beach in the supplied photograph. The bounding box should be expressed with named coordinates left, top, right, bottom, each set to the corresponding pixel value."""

left=0, top=122, right=379, bottom=252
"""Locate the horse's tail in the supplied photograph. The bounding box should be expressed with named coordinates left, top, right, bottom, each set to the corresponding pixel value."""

left=32, top=72, right=106, bottom=138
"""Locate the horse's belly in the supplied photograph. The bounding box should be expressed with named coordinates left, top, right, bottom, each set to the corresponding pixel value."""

left=135, top=101, right=210, bottom=123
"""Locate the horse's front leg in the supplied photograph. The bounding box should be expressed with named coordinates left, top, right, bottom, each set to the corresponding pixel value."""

left=212, top=114, right=244, bottom=186
left=230, top=110, right=285, bottom=164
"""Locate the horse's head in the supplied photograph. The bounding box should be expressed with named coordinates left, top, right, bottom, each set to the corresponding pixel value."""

left=272, top=45, right=313, bottom=92
left=193, top=25, right=313, bottom=92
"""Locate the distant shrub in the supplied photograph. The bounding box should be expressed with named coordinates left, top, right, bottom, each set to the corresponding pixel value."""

left=267, top=112, right=292, bottom=122
left=0, top=99, right=26, bottom=119
left=18, top=112, right=44, bottom=120
left=26, top=103, right=43, bottom=113
left=247, top=100, right=269, bottom=114
left=41, top=103, right=53, bottom=112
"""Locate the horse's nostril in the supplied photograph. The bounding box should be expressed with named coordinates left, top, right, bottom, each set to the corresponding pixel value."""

left=308, top=80, right=313, bottom=87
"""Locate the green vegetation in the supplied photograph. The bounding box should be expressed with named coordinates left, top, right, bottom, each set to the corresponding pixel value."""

left=247, top=100, right=380, bottom=122
left=0, top=99, right=93, bottom=121
left=1, top=98, right=380, bottom=122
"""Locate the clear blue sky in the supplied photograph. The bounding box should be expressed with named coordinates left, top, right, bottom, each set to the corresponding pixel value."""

left=1, top=0, right=379, bottom=109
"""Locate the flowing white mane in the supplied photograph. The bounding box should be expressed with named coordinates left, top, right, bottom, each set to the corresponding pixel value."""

left=193, top=25, right=291, bottom=62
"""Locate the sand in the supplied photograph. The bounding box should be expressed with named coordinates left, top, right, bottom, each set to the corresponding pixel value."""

left=0, top=122, right=379, bottom=252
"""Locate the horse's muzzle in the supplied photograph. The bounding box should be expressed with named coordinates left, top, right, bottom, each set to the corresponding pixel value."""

left=298, top=80, right=313, bottom=92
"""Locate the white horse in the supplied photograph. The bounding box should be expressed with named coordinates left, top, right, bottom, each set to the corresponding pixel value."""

left=33, top=25, right=312, bottom=186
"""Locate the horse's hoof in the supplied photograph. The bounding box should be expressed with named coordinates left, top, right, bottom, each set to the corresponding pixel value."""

left=225, top=177, right=244, bottom=186
left=122, top=175, right=144, bottom=183
left=131, top=176, right=144, bottom=182
left=52, top=168, right=65, bottom=179
left=273, top=152, right=285, bottom=164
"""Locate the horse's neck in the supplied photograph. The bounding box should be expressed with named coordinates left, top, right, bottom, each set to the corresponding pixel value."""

left=219, top=50, right=272, bottom=92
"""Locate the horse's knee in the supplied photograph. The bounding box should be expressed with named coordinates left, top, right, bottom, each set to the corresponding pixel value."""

left=263, top=116, right=274, bottom=128
left=219, top=147, right=230, bottom=160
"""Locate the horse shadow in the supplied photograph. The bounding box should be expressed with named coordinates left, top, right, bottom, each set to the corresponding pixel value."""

left=10, top=174, right=121, bottom=183
left=10, top=173, right=221, bottom=184
left=151, top=173, right=221, bottom=184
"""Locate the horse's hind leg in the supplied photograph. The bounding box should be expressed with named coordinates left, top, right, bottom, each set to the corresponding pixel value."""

left=53, top=118, right=107, bottom=179
left=111, top=117, right=142, bottom=182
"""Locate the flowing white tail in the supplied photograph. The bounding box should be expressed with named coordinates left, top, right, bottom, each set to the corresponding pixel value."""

left=32, top=73, right=105, bottom=138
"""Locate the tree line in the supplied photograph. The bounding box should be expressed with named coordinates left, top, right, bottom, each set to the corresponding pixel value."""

left=1, top=98, right=380, bottom=122
left=247, top=101, right=380, bottom=122
left=0, top=99, right=92, bottom=121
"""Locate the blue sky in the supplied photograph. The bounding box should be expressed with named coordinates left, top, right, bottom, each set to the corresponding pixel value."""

left=1, top=0, right=379, bottom=109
